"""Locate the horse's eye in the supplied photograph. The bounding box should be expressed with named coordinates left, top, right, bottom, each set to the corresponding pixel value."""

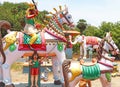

left=68, top=16, right=71, bottom=19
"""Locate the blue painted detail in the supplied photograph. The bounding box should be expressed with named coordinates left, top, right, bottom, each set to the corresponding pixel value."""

left=58, top=61, right=62, bottom=65
left=54, top=75, right=59, bottom=80
left=0, top=75, right=3, bottom=79
left=4, top=78, right=11, bottom=84
left=24, top=33, right=41, bottom=44
left=65, top=48, right=73, bottom=59
left=60, top=77, right=64, bottom=83
left=58, top=18, right=63, bottom=24
left=54, top=62, right=59, bottom=67
left=2, top=63, right=9, bottom=69
left=5, top=51, right=8, bottom=55
left=0, top=62, right=2, bottom=65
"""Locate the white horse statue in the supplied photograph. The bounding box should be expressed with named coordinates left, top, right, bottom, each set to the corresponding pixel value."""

left=69, top=35, right=102, bottom=59
left=62, top=32, right=119, bottom=87
left=0, top=6, right=74, bottom=87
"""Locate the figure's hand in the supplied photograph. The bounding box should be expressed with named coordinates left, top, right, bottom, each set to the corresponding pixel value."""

left=29, top=60, right=33, bottom=65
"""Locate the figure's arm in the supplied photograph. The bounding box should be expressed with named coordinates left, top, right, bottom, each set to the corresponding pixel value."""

left=69, top=35, right=78, bottom=45
left=38, top=57, right=44, bottom=63
left=29, top=59, right=33, bottom=65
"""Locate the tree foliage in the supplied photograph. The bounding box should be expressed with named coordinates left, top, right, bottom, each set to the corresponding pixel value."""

left=76, top=19, right=87, bottom=34
left=76, top=21, right=120, bottom=49
left=0, top=2, right=49, bottom=35
left=0, top=2, right=120, bottom=50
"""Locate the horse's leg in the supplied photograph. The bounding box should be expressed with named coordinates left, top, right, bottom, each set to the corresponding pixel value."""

left=100, top=74, right=111, bottom=87
left=56, top=51, right=66, bottom=84
left=0, top=60, right=3, bottom=81
left=79, top=45, right=83, bottom=59
left=83, top=41, right=87, bottom=59
left=52, top=56, right=61, bottom=85
left=2, top=63, right=15, bottom=87
left=52, top=50, right=66, bottom=85
left=0, top=61, right=5, bottom=87
left=0, top=66, right=3, bottom=82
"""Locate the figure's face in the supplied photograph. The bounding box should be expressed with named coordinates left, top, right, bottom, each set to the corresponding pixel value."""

left=26, top=6, right=37, bottom=18
left=29, top=8, right=35, bottom=15
left=33, top=54, right=37, bottom=60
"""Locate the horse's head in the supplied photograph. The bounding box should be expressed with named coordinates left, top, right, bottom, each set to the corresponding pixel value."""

left=104, top=32, right=119, bottom=55
left=52, top=5, right=74, bottom=28
left=105, top=39, right=119, bottom=55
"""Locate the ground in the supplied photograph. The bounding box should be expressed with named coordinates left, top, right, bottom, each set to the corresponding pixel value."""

left=10, top=54, right=120, bottom=87
left=11, top=70, right=120, bottom=87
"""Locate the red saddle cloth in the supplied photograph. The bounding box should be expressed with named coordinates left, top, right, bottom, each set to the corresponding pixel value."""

left=18, top=31, right=46, bottom=51
left=86, top=36, right=98, bottom=45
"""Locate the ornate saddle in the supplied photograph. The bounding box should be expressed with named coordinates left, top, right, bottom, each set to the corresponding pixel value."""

left=82, top=63, right=100, bottom=80
left=79, top=58, right=100, bottom=80
left=86, top=36, right=98, bottom=45
left=18, top=31, right=46, bottom=51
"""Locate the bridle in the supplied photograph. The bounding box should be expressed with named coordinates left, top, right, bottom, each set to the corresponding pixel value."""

left=97, top=39, right=117, bottom=61
left=61, top=12, right=72, bottom=26
left=107, top=41, right=118, bottom=53
left=97, top=39, right=115, bottom=68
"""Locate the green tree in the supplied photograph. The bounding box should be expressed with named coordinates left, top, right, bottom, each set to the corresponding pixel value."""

left=0, top=2, right=49, bottom=36
left=76, top=19, right=87, bottom=34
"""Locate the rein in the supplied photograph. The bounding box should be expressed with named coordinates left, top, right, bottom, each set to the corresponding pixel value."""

left=107, top=41, right=117, bottom=52
left=97, top=61, right=113, bottom=68
left=97, top=39, right=115, bottom=68
left=61, top=12, right=71, bottom=26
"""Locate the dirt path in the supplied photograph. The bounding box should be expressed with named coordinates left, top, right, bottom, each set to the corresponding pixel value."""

left=11, top=71, right=120, bottom=87
left=11, top=61, right=120, bottom=87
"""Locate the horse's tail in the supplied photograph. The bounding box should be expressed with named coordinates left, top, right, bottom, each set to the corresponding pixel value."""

left=0, top=20, right=11, bottom=64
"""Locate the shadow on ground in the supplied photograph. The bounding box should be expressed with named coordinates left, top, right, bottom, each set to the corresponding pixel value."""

left=15, top=83, right=62, bottom=87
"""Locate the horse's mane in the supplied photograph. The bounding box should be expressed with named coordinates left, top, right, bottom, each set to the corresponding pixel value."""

left=97, top=39, right=105, bottom=60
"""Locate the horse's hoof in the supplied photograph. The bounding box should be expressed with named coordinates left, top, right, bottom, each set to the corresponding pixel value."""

left=5, top=84, right=15, bottom=87
left=0, top=82, right=5, bottom=87
left=54, top=80, right=61, bottom=85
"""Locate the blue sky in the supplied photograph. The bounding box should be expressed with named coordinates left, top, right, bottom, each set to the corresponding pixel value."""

left=1, top=0, right=120, bottom=26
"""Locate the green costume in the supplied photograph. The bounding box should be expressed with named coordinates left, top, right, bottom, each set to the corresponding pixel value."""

left=32, top=61, right=39, bottom=68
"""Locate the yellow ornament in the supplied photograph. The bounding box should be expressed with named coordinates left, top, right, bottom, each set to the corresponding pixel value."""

left=69, top=61, right=82, bottom=82
left=3, top=32, right=17, bottom=51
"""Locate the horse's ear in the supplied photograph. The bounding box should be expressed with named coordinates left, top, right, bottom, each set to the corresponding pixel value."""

left=109, top=32, right=112, bottom=37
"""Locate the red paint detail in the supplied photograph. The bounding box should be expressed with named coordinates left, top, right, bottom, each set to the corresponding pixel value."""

left=35, top=23, right=41, bottom=29
left=53, top=17, right=63, bottom=29
left=45, top=28, right=67, bottom=42
left=18, top=32, right=46, bottom=51
left=86, top=36, right=98, bottom=45
left=26, top=15, right=35, bottom=19
left=98, top=61, right=113, bottom=68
